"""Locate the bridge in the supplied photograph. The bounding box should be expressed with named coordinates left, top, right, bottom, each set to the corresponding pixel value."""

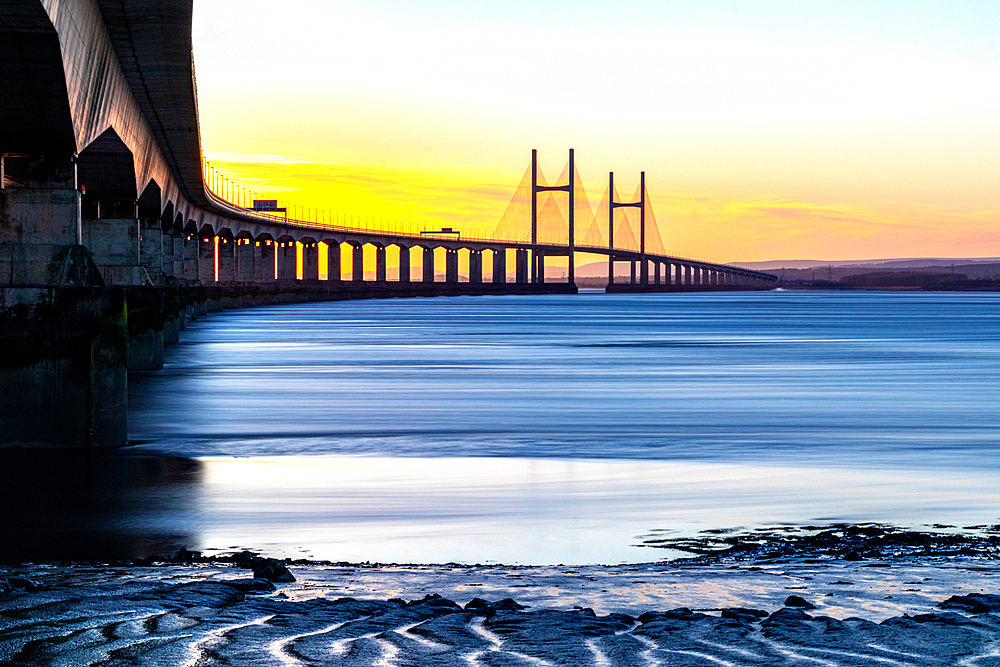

left=0, top=0, right=776, bottom=448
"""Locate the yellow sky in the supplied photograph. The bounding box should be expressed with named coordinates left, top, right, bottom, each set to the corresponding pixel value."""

left=194, top=1, right=1000, bottom=263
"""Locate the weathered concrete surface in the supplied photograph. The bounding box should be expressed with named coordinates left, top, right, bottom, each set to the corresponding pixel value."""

left=0, top=286, right=127, bottom=447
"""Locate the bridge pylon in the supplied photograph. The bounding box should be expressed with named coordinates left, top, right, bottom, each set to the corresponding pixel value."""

left=531, top=149, right=575, bottom=285
left=607, top=171, right=645, bottom=285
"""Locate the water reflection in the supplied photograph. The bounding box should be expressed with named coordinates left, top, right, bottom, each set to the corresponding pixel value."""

left=0, top=450, right=201, bottom=562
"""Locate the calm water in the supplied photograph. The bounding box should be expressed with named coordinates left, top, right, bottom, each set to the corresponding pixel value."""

left=5, top=291, right=1000, bottom=563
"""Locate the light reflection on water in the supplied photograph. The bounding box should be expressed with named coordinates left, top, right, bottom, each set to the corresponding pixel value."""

left=15, top=290, right=1000, bottom=564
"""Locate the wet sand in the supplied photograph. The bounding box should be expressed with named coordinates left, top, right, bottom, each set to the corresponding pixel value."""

left=3, top=530, right=1000, bottom=665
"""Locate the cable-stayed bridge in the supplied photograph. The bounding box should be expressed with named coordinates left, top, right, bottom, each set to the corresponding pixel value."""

left=1, top=0, right=774, bottom=447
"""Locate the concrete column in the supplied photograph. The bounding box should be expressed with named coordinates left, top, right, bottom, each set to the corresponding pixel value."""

left=446, top=248, right=459, bottom=283
left=277, top=241, right=297, bottom=280
left=326, top=242, right=341, bottom=281
left=516, top=249, right=528, bottom=284
left=654, top=261, right=661, bottom=286
left=493, top=249, right=506, bottom=284
left=303, top=243, right=319, bottom=281
left=630, top=261, right=636, bottom=284
left=423, top=247, right=435, bottom=282
left=398, top=245, right=410, bottom=282
left=161, top=231, right=175, bottom=278
left=537, top=251, right=545, bottom=284
left=352, top=244, right=364, bottom=281
left=237, top=239, right=254, bottom=282
left=218, top=237, right=236, bottom=283
left=469, top=250, right=482, bottom=284
left=139, top=221, right=163, bottom=283
left=126, top=286, right=165, bottom=371
left=172, top=234, right=184, bottom=280
left=254, top=240, right=275, bottom=282
left=183, top=234, right=198, bottom=282
left=375, top=245, right=386, bottom=282
left=198, top=235, right=215, bottom=285
left=640, top=258, right=649, bottom=285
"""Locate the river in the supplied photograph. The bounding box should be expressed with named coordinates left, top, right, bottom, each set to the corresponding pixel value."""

left=4, top=290, right=1000, bottom=564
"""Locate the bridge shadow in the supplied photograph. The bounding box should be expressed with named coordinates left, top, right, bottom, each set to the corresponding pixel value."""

left=0, top=449, right=202, bottom=563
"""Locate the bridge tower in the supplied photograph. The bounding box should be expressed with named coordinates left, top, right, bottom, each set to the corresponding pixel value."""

left=607, top=171, right=645, bottom=285
left=531, top=149, right=575, bottom=285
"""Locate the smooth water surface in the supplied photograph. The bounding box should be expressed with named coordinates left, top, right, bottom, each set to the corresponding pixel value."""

left=7, top=291, right=1000, bottom=563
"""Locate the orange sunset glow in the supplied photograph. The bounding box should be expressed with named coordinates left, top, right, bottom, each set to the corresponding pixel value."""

left=194, top=1, right=1000, bottom=264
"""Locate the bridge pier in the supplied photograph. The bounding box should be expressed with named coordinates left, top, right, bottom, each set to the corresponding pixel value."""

left=237, top=238, right=254, bottom=282
left=469, top=250, right=483, bottom=284
left=218, top=234, right=236, bottom=283
left=445, top=248, right=459, bottom=283
left=516, top=250, right=529, bottom=284
left=198, top=234, right=215, bottom=284
left=162, top=230, right=176, bottom=279
left=422, top=247, right=435, bottom=282
left=630, top=261, right=636, bottom=285
left=640, top=259, right=649, bottom=285
left=375, top=245, right=387, bottom=282
left=254, top=240, right=275, bottom=282
left=654, top=262, right=660, bottom=285
left=139, top=221, right=163, bottom=283
left=493, top=249, right=506, bottom=284
left=326, top=242, right=341, bottom=281
left=303, top=241, right=320, bottom=281
left=277, top=240, right=296, bottom=280
left=398, top=245, right=410, bottom=282
left=536, top=252, right=545, bottom=284
left=352, top=243, right=364, bottom=282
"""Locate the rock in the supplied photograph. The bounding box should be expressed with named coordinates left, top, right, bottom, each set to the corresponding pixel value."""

left=489, top=598, right=525, bottom=611
left=784, top=595, right=816, bottom=609
left=231, top=550, right=258, bottom=569
left=464, top=598, right=490, bottom=610
left=7, top=577, right=41, bottom=591
left=252, top=559, right=295, bottom=583
left=230, top=578, right=276, bottom=594
left=721, top=607, right=769, bottom=623
left=938, top=593, right=1000, bottom=614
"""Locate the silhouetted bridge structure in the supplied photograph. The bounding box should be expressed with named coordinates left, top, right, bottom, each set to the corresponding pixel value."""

left=1, top=0, right=776, bottom=448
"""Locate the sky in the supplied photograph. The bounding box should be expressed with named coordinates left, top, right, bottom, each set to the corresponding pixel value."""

left=192, top=0, right=1000, bottom=263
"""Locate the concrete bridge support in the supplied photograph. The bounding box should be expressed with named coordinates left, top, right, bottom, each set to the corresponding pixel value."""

left=352, top=244, right=364, bottom=282
left=162, top=231, right=176, bottom=279
left=493, top=249, right=506, bottom=284
left=254, top=240, right=275, bottom=282
left=198, top=235, right=215, bottom=285
left=326, top=242, right=341, bottom=281
left=640, top=259, right=649, bottom=285
left=516, top=250, right=529, bottom=284
left=630, top=261, right=636, bottom=285
left=423, top=247, right=435, bottom=282
left=277, top=241, right=296, bottom=280
left=139, top=221, right=163, bottom=282
left=171, top=235, right=183, bottom=279
left=218, top=235, right=236, bottom=283
left=398, top=245, right=410, bottom=282
left=236, top=239, right=254, bottom=282
left=469, top=250, right=483, bottom=284
left=375, top=245, right=386, bottom=282
left=183, top=235, right=197, bottom=282
left=303, top=242, right=319, bottom=281
left=536, top=252, right=545, bottom=284
left=654, top=262, right=661, bottom=286
left=445, top=248, right=459, bottom=284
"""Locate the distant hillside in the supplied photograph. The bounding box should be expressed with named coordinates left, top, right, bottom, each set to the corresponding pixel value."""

left=736, top=257, right=1000, bottom=271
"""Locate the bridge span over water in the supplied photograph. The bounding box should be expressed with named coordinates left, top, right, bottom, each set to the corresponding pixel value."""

left=1, top=0, right=775, bottom=447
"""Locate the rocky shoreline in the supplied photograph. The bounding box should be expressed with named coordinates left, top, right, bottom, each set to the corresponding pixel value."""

left=3, top=525, right=1000, bottom=665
